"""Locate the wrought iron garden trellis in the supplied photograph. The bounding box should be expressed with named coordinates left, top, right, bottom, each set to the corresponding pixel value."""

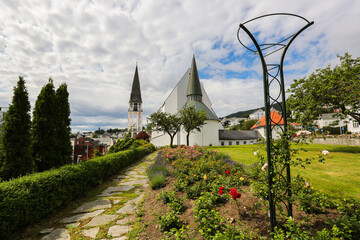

left=237, top=13, right=314, bottom=233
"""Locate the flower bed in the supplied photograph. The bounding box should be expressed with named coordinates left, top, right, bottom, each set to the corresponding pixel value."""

left=134, top=145, right=360, bottom=239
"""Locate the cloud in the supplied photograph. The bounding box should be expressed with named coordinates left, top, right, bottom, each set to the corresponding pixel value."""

left=0, top=0, right=359, bottom=132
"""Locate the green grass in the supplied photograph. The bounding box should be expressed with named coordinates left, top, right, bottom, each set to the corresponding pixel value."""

left=207, top=144, right=360, bottom=199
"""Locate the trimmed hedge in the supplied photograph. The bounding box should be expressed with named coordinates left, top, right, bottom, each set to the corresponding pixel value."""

left=0, top=146, right=152, bottom=239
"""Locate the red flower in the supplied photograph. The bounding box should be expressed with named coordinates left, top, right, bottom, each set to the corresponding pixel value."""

left=219, top=186, right=225, bottom=195
left=230, top=188, right=237, bottom=196
left=225, top=170, right=231, bottom=174
left=232, top=192, right=241, bottom=200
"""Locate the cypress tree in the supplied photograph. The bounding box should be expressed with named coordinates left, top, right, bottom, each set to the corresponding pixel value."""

left=32, top=78, right=60, bottom=171
left=56, top=83, right=72, bottom=165
left=0, top=76, right=34, bottom=180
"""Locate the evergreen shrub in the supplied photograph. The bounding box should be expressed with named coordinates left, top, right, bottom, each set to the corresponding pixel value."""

left=0, top=146, right=153, bottom=239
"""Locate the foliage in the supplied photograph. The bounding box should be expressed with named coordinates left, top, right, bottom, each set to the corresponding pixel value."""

left=194, top=208, right=225, bottom=239
left=55, top=83, right=72, bottom=166
left=0, top=146, right=153, bottom=239
left=108, top=132, right=155, bottom=154
left=147, top=152, right=169, bottom=189
left=32, top=79, right=60, bottom=172
left=0, top=77, right=34, bottom=180
left=135, top=131, right=150, bottom=141
left=157, top=190, right=185, bottom=213
left=147, top=111, right=182, bottom=147
left=157, top=210, right=183, bottom=232
left=179, top=105, right=207, bottom=145
left=287, top=53, right=360, bottom=126
left=229, top=119, right=258, bottom=130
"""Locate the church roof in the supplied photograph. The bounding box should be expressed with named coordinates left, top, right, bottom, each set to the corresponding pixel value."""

left=187, top=54, right=202, bottom=97
left=219, top=130, right=261, bottom=140
left=185, top=100, right=219, bottom=121
left=129, top=65, right=142, bottom=103
left=250, top=110, right=287, bottom=129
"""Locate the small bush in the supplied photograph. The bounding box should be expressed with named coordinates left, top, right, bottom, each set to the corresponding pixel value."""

left=158, top=210, right=182, bottom=232
left=149, top=174, right=166, bottom=189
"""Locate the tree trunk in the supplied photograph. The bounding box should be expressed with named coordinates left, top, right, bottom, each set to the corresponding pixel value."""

left=170, top=136, right=174, bottom=148
left=186, top=133, right=190, bottom=146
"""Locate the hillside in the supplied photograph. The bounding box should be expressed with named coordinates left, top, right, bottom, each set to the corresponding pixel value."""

left=224, top=102, right=283, bottom=118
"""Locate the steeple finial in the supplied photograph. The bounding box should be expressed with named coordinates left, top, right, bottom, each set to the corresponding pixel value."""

left=186, top=54, right=202, bottom=100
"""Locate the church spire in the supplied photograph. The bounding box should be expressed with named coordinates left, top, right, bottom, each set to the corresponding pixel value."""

left=129, top=64, right=142, bottom=103
left=187, top=54, right=202, bottom=101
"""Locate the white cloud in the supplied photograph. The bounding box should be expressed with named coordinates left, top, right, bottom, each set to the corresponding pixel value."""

left=0, top=0, right=359, bottom=132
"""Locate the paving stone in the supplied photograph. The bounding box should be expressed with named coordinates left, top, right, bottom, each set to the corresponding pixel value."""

left=41, top=228, right=70, bottom=240
left=117, top=175, right=126, bottom=179
left=113, top=199, right=121, bottom=204
left=73, top=199, right=112, bottom=213
left=82, top=227, right=100, bottom=238
left=116, top=215, right=136, bottom=225
left=60, top=210, right=104, bottom=223
left=66, top=222, right=80, bottom=228
left=112, top=237, right=128, bottom=240
left=99, top=186, right=134, bottom=197
left=40, top=228, right=54, bottom=234
left=116, top=204, right=135, bottom=214
left=128, top=193, right=144, bottom=205
left=108, top=225, right=132, bottom=237
left=119, top=179, right=147, bottom=186
left=124, top=170, right=138, bottom=175
left=85, top=214, right=118, bottom=227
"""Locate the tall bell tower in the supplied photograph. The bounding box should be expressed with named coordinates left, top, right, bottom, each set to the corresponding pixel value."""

left=128, top=64, right=143, bottom=137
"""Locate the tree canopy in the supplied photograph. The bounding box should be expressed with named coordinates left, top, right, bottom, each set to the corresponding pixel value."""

left=287, top=53, right=360, bottom=126
left=147, top=111, right=181, bottom=147
left=179, top=106, right=206, bottom=145
left=55, top=83, right=72, bottom=166
left=0, top=76, right=34, bottom=180
left=32, top=79, right=60, bottom=171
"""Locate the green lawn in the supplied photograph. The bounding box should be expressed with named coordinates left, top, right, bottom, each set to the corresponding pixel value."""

left=208, top=144, right=360, bottom=199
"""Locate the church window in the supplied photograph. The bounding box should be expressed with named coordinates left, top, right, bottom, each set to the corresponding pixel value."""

left=133, top=103, right=138, bottom=111
left=243, top=141, right=247, bottom=144
left=236, top=141, right=239, bottom=145
left=229, top=141, right=232, bottom=145
left=221, top=141, right=224, bottom=146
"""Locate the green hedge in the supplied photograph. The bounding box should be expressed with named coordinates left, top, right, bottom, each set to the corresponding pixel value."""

left=0, top=146, right=152, bottom=239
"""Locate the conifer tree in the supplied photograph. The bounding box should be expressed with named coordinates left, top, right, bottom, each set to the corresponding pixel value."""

left=0, top=76, right=34, bottom=180
left=32, top=78, right=60, bottom=171
left=55, top=83, right=72, bottom=165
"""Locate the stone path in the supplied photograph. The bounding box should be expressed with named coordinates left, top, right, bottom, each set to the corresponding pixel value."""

left=39, top=152, right=156, bottom=240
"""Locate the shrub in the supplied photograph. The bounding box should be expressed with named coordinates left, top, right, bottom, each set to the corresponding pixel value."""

left=158, top=210, right=182, bottom=232
left=0, top=146, right=153, bottom=239
left=135, top=131, right=150, bottom=141
left=149, top=174, right=166, bottom=189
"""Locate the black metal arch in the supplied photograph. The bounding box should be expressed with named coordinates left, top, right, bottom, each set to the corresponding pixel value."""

left=237, top=13, right=314, bottom=233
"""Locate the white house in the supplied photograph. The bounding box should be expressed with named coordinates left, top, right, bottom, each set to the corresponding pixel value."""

left=151, top=55, right=222, bottom=147
left=249, top=108, right=265, bottom=120
left=251, top=110, right=287, bottom=140
left=347, top=116, right=360, bottom=133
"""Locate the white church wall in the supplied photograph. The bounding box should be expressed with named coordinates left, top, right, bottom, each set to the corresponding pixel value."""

left=188, top=120, right=219, bottom=146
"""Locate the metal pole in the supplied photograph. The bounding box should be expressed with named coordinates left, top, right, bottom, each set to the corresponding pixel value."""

left=239, top=24, right=277, bottom=232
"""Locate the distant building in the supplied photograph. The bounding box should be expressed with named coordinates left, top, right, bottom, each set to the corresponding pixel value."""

left=73, top=137, right=107, bottom=163
left=251, top=110, right=290, bottom=140
left=219, top=130, right=261, bottom=146
left=128, top=64, right=143, bottom=137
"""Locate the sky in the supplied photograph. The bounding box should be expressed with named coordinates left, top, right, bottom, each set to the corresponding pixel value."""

left=0, top=0, right=359, bottom=133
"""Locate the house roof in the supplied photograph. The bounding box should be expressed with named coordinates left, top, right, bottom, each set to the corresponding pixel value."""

left=219, top=130, right=261, bottom=140
left=129, top=64, right=142, bottom=103
left=187, top=54, right=202, bottom=97
left=250, top=110, right=287, bottom=129
left=185, top=100, right=219, bottom=121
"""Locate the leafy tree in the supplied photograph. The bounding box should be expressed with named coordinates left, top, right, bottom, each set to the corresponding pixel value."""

left=179, top=106, right=207, bottom=146
left=135, top=131, right=150, bottom=141
left=55, top=83, right=72, bottom=166
left=32, top=79, right=60, bottom=171
left=287, top=53, right=360, bottom=126
left=0, top=76, right=34, bottom=180
left=147, top=112, right=181, bottom=147
left=242, top=119, right=258, bottom=130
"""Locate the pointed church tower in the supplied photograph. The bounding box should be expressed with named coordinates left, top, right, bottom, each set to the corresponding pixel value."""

left=128, top=64, right=143, bottom=137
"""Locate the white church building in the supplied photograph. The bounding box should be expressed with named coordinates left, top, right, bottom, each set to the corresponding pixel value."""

left=150, top=55, right=223, bottom=146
